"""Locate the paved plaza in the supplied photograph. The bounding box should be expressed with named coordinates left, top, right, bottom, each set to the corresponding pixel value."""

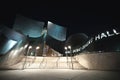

left=0, top=69, right=120, bottom=80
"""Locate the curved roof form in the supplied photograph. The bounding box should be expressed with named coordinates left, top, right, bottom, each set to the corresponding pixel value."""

left=65, top=33, right=88, bottom=48
left=47, top=21, right=67, bottom=41
left=72, top=29, right=120, bottom=54
left=46, top=35, right=65, bottom=54
left=0, top=25, right=27, bottom=55
left=89, top=34, right=120, bottom=52
left=0, top=25, right=26, bottom=41
left=13, top=14, right=45, bottom=38
left=0, top=35, right=17, bottom=54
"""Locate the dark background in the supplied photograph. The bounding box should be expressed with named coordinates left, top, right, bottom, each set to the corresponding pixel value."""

left=0, top=1, right=120, bottom=37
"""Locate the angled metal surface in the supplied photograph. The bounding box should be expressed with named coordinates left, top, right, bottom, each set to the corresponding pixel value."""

left=47, top=21, right=67, bottom=41
left=13, top=14, right=45, bottom=38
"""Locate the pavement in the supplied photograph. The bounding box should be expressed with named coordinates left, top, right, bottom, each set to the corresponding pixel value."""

left=0, top=69, right=120, bottom=80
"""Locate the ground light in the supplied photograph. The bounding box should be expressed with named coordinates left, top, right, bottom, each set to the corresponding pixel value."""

left=36, top=46, right=40, bottom=50
left=0, top=69, right=120, bottom=80
left=23, top=45, right=32, bottom=69
left=68, top=45, right=73, bottom=69
left=64, top=45, right=73, bottom=69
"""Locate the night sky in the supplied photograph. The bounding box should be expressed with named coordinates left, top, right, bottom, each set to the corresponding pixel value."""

left=0, top=2, right=120, bottom=37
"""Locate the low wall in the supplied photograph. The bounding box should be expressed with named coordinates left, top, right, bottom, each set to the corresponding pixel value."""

left=75, top=52, right=120, bottom=70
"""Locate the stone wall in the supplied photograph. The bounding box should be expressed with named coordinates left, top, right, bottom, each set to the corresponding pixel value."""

left=75, top=52, right=120, bottom=70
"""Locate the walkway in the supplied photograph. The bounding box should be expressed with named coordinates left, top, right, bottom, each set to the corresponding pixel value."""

left=0, top=69, right=120, bottom=80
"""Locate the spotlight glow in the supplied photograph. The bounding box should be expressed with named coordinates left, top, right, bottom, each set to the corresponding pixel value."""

left=24, top=44, right=28, bottom=49
left=64, top=47, right=67, bottom=50
left=36, top=46, right=40, bottom=50
left=29, top=46, right=32, bottom=49
left=68, top=46, right=71, bottom=49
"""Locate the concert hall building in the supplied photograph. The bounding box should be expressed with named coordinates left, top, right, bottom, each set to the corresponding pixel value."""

left=0, top=15, right=120, bottom=70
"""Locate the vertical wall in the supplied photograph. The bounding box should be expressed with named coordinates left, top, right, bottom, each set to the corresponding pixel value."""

left=0, top=26, right=28, bottom=69
left=75, top=52, right=120, bottom=70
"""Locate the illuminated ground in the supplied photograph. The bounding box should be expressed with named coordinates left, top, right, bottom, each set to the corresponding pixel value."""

left=4, top=56, right=86, bottom=70
left=0, top=69, right=120, bottom=80
left=23, top=57, right=86, bottom=69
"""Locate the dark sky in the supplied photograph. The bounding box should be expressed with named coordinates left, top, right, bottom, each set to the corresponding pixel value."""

left=0, top=2, right=120, bottom=37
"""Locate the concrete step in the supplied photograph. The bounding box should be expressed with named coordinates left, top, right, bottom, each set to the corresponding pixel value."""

left=23, top=56, right=87, bottom=69
left=4, top=56, right=87, bottom=70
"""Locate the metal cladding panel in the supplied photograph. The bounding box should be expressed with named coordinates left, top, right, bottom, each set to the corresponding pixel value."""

left=13, top=15, right=44, bottom=38
left=0, top=33, right=17, bottom=55
left=0, top=26, right=28, bottom=55
left=47, top=21, right=67, bottom=41
left=46, top=35, right=65, bottom=54
left=65, top=33, right=88, bottom=47
left=90, top=34, right=120, bottom=52
left=0, top=25, right=26, bottom=41
left=0, top=39, right=17, bottom=54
